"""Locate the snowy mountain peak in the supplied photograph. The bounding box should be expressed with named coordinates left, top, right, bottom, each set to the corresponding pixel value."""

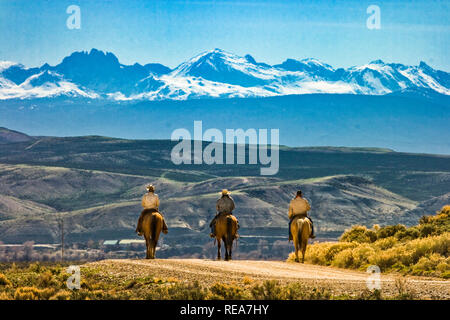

left=174, top=48, right=242, bottom=73
left=171, top=48, right=274, bottom=87
left=57, top=48, right=121, bottom=73
left=0, top=61, right=20, bottom=72
left=368, top=59, right=385, bottom=65
left=0, top=49, right=448, bottom=100
left=300, top=58, right=333, bottom=68
left=419, top=61, right=434, bottom=71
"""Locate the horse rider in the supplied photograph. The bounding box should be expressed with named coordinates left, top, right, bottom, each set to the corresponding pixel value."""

left=288, top=190, right=315, bottom=241
left=210, top=189, right=239, bottom=238
left=136, top=184, right=168, bottom=236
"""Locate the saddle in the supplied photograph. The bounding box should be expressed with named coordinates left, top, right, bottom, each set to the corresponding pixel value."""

left=217, top=211, right=233, bottom=217
left=136, top=208, right=168, bottom=235
left=141, top=208, right=159, bottom=216
left=290, top=213, right=309, bottom=221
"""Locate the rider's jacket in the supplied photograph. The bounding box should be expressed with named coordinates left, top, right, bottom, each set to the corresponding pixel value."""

left=142, top=192, right=160, bottom=210
left=216, top=195, right=235, bottom=214
left=288, top=197, right=311, bottom=219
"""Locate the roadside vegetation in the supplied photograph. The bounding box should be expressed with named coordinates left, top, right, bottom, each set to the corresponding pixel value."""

left=288, top=205, right=450, bottom=278
left=0, top=261, right=419, bottom=300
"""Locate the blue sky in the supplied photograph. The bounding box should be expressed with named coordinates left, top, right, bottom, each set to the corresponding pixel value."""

left=0, top=0, right=449, bottom=70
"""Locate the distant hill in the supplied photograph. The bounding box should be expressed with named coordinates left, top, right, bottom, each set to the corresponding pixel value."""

left=0, top=127, right=34, bottom=144
left=402, top=193, right=450, bottom=221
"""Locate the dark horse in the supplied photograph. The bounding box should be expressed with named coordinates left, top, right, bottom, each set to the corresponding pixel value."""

left=139, top=209, right=164, bottom=259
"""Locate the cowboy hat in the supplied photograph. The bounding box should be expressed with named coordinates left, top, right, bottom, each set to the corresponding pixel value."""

left=146, top=184, right=155, bottom=192
left=220, top=189, right=231, bottom=195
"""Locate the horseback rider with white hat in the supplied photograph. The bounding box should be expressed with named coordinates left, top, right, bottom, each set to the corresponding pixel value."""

left=136, top=184, right=168, bottom=236
left=209, top=189, right=239, bottom=238
left=288, top=190, right=315, bottom=240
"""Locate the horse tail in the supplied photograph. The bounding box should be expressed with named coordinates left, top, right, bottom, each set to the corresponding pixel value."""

left=150, top=214, right=158, bottom=241
left=297, top=218, right=304, bottom=250
left=226, top=215, right=233, bottom=247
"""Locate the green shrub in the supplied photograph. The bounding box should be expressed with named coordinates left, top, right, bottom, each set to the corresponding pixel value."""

left=340, top=225, right=377, bottom=243
left=251, top=280, right=283, bottom=300
left=37, top=271, right=55, bottom=288
left=50, top=290, right=72, bottom=300
left=395, top=227, right=420, bottom=241
left=0, top=273, right=11, bottom=287
left=376, top=224, right=406, bottom=239
left=332, top=248, right=354, bottom=268
left=359, top=289, right=382, bottom=300
left=209, top=282, right=247, bottom=300
left=14, top=287, right=40, bottom=300
left=167, top=281, right=208, bottom=300
left=374, top=237, right=397, bottom=250
left=324, top=242, right=358, bottom=262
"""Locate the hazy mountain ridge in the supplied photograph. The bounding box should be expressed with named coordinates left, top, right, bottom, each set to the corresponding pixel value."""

left=1, top=48, right=449, bottom=100
left=1, top=92, right=449, bottom=155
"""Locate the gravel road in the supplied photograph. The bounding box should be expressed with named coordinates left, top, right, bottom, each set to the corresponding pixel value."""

left=88, top=259, right=450, bottom=299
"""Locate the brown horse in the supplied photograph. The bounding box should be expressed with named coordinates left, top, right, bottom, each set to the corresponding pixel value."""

left=291, top=216, right=312, bottom=263
left=214, top=214, right=238, bottom=261
left=140, top=209, right=164, bottom=259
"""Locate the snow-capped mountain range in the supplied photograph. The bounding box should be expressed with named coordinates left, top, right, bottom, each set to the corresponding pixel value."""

left=0, top=48, right=449, bottom=100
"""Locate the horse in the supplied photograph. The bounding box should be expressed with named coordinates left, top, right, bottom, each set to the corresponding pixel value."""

left=291, top=216, right=312, bottom=263
left=140, top=209, right=164, bottom=259
left=214, top=214, right=238, bottom=261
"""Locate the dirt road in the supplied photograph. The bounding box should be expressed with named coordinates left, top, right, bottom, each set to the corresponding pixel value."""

left=88, top=259, right=449, bottom=299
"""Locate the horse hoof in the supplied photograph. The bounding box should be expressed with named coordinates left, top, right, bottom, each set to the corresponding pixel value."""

left=294, top=258, right=299, bottom=263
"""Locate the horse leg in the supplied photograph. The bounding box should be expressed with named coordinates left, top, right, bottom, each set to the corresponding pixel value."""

left=301, top=243, right=306, bottom=263
left=148, top=239, right=153, bottom=259
left=228, top=238, right=233, bottom=261
left=223, top=236, right=229, bottom=261
left=302, top=237, right=308, bottom=263
left=153, top=236, right=159, bottom=259
left=217, top=238, right=221, bottom=260
left=225, top=245, right=229, bottom=261
left=145, top=236, right=151, bottom=259
left=294, top=238, right=299, bottom=263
